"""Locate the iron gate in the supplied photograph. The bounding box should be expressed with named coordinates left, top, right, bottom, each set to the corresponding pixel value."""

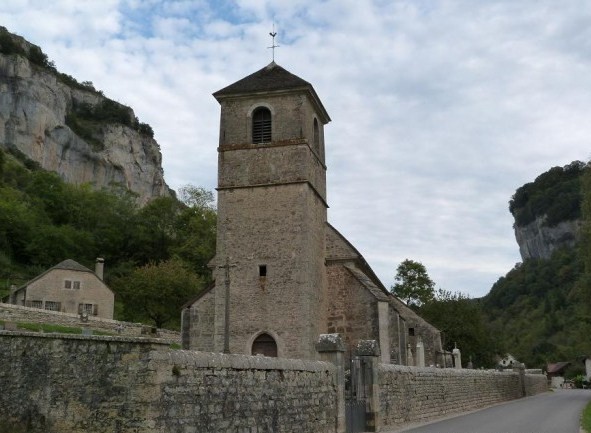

left=345, top=356, right=367, bottom=433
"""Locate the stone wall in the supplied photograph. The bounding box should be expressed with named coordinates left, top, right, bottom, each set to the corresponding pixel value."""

left=0, top=302, right=180, bottom=344
left=378, top=365, right=548, bottom=430
left=0, top=332, right=338, bottom=433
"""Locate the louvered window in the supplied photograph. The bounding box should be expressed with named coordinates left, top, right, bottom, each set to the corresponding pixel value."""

left=252, top=107, right=271, bottom=143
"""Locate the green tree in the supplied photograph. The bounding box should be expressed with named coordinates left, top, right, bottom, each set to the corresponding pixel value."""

left=420, top=290, right=500, bottom=368
left=391, top=259, right=435, bottom=307
left=112, top=259, right=204, bottom=329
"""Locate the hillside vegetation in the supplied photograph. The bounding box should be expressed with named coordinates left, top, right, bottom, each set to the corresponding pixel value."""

left=0, top=148, right=216, bottom=329
left=482, top=161, right=591, bottom=368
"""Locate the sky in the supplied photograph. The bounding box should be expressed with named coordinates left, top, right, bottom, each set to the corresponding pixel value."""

left=1, top=0, right=590, bottom=297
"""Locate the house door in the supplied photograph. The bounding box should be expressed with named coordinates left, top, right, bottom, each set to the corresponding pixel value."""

left=252, top=333, right=278, bottom=357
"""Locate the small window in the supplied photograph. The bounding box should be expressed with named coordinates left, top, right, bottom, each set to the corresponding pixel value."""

left=73, top=281, right=81, bottom=290
left=313, top=118, right=320, bottom=150
left=64, top=280, right=72, bottom=289
left=259, top=265, right=267, bottom=277
left=252, top=107, right=271, bottom=143
left=45, top=301, right=61, bottom=311
left=252, top=333, right=278, bottom=357
left=27, top=300, right=43, bottom=309
left=79, top=303, right=94, bottom=315
left=408, top=327, right=415, bottom=336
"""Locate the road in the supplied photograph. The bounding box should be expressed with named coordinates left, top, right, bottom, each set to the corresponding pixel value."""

left=388, top=389, right=591, bottom=433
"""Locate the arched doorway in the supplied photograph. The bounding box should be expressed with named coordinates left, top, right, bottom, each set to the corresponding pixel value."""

left=251, top=333, right=278, bottom=357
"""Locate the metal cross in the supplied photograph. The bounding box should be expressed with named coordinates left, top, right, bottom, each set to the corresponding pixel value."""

left=267, top=23, right=279, bottom=61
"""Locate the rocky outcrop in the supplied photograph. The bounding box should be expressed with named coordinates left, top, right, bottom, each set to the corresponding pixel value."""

left=514, top=217, right=581, bottom=261
left=0, top=30, right=171, bottom=204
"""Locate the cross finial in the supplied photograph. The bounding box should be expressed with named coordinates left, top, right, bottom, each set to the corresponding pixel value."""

left=268, top=23, right=279, bottom=61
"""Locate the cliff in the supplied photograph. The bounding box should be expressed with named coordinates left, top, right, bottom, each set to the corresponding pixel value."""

left=0, top=27, right=171, bottom=204
left=510, top=161, right=585, bottom=261
left=514, top=217, right=581, bottom=261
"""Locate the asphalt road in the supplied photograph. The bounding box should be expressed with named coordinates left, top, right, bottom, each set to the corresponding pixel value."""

left=389, top=389, right=591, bottom=433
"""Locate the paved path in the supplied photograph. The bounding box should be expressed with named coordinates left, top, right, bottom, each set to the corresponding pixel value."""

left=386, top=389, right=591, bottom=433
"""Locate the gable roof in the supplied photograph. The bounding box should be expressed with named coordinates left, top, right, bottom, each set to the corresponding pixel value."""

left=213, top=62, right=330, bottom=124
left=13, top=259, right=99, bottom=294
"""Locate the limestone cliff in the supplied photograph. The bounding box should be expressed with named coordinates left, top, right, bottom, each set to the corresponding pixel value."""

left=514, top=217, right=581, bottom=261
left=0, top=28, right=171, bottom=204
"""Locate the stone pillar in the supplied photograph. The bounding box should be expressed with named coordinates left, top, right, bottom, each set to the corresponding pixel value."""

left=416, top=336, right=425, bottom=368
left=452, top=345, right=462, bottom=369
left=356, top=340, right=381, bottom=432
left=377, top=301, right=391, bottom=364
left=317, top=334, right=346, bottom=433
left=406, top=343, right=414, bottom=366
left=513, top=362, right=526, bottom=397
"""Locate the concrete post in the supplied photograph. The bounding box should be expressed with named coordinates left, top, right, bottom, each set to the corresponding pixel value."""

left=452, top=345, right=462, bottom=369
left=317, top=334, right=346, bottom=433
left=416, top=336, right=425, bottom=368
left=356, top=340, right=381, bottom=432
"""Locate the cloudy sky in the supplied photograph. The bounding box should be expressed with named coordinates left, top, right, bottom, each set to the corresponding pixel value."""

left=2, top=0, right=590, bottom=297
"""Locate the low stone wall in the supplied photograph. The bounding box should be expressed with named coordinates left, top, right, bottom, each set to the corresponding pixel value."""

left=0, top=302, right=180, bottom=343
left=0, top=332, right=338, bottom=433
left=378, top=365, right=548, bottom=430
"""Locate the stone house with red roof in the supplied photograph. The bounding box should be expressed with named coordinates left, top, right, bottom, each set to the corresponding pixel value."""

left=181, top=62, right=442, bottom=364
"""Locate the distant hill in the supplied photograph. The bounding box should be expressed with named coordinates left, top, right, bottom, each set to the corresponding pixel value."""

left=482, top=161, right=591, bottom=368
left=0, top=26, right=172, bottom=204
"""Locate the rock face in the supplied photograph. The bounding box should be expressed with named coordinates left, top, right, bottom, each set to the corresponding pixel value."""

left=0, top=32, right=171, bottom=204
left=514, top=217, right=581, bottom=261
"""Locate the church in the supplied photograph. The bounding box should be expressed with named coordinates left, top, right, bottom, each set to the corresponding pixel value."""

left=181, top=62, right=442, bottom=365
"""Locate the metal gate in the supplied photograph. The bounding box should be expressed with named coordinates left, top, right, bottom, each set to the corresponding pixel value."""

left=345, top=356, right=367, bottom=433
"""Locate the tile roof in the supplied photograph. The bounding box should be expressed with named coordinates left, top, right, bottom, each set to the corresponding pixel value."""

left=213, top=62, right=313, bottom=97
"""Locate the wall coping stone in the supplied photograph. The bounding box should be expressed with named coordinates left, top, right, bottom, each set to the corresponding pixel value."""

left=316, top=333, right=345, bottom=352
left=150, top=349, right=336, bottom=372
left=379, top=364, right=520, bottom=377
left=0, top=330, right=171, bottom=346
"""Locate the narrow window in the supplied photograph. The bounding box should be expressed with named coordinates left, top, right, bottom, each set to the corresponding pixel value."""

left=64, top=280, right=72, bottom=289
left=252, top=107, right=271, bottom=143
left=313, top=118, right=320, bottom=150
left=408, top=327, right=415, bottom=336
left=259, top=265, right=267, bottom=277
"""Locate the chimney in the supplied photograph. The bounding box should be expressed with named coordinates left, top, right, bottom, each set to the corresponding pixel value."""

left=95, top=258, right=105, bottom=280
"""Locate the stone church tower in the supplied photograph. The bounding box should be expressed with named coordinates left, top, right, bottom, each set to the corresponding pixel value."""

left=183, top=62, right=443, bottom=364
left=185, top=62, right=331, bottom=359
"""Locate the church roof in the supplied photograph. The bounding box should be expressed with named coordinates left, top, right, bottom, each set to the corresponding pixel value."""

left=213, top=62, right=330, bottom=123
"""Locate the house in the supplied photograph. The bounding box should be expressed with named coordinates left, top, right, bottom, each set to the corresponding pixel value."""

left=181, top=62, right=442, bottom=363
left=546, top=362, right=571, bottom=388
left=5, top=258, right=114, bottom=319
left=497, top=353, right=520, bottom=368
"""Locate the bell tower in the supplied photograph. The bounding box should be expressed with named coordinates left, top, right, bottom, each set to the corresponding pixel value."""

left=211, top=62, right=331, bottom=359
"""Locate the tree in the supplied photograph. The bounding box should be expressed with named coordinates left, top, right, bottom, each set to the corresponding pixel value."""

left=390, top=259, right=435, bottom=307
left=420, top=290, right=500, bottom=368
left=112, top=259, right=204, bottom=329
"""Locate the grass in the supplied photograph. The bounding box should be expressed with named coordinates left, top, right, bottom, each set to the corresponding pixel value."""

left=16, top=322, right=82, bottom=334
left=582, top=400, right=591, bottom=433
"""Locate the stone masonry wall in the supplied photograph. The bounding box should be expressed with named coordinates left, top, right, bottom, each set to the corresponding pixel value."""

left=378, top=365, right=548, bottom=430
left=0, top=332, right=338, bottom=433
left=0, top=302, right=180, bottom=343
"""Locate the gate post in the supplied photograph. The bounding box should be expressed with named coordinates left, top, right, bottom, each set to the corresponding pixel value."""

left=356, top=340, right=381, bottom=432
left=317, top=334, right=346, bottom=433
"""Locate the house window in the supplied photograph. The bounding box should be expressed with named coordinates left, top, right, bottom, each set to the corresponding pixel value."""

left=73, top=281, right=81, bottom=290
left=259, top=265, right=267, bottom=277
left=65, top=280, right=81, bottom=289
left=408, top=327, right=415, bottom=336
left=27, top=300, right=43, bottom=309
left=45, top=301, right=61, bottom=311
left=79, top=303, right=96, bottom=316
left=252, top=107, right=271, bottom=143
left=64, top=280, right=72, bottom=289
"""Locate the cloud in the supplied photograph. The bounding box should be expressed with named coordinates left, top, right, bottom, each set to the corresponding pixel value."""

left=1, top=0, right=590, bottom=297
